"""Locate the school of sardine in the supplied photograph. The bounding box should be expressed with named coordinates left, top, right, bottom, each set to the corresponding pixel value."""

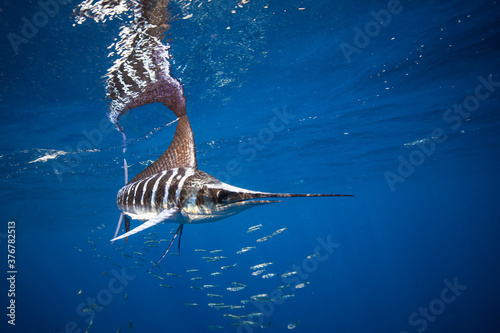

left=83, top=225, right=306, bottom=330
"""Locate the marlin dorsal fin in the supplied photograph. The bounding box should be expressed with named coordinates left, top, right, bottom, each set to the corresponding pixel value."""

left=129, top=115, right=197, bottom=183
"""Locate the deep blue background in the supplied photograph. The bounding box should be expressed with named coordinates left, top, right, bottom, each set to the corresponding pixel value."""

left=1, top=0, right=500, bottom=332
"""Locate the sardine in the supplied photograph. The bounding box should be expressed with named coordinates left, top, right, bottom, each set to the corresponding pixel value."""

left=251, top=269, right=265, bottom=276
left=236, top=246, right=256, bottom=254
left=184, top=303, right=199, bottom=307
left=159, top=284, right=173, bottom=288
left=247, top=224, right=262, bottom=231
left=208, top=325, right=224, bottom=330
left=271, top=227, right=287, bottom=236
left=262, top=273, right=275, bottom=279
left=295, top=282, right=310, bottom=289
left=223, top=314, right=240, bottom=319
left=281, top=271, right=297, bottom=278
left=256, top=235, right=272, bottom=242
left=280, top=294, right=295, bottom=300
left=250, top=262, right=273, bottom=270
left=250, top=294, right=270, bottom=301
left=204, top=284, right=219, bottom=288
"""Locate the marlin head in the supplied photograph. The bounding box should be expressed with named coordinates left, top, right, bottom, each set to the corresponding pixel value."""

left=180, top=170, right=354, bottom=223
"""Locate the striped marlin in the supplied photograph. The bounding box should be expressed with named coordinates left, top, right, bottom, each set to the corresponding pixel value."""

left=74, top=0, right=353, bottom=270
left=111, top=114, right=353, bottom=269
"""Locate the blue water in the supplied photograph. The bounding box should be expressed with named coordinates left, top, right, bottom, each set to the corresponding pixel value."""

left=1, top=0, right=500, bottom=332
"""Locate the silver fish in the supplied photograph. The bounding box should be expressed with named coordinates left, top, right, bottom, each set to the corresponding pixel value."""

left=247, top=224, right=262, bottom=232
left=271, top=227, right=287, bottom=236
left=208, top=325, right=224, bottom=330
left=236, top=246, right=256, bottom=254
left=251, top=269, right=265, bottom=276
left=250, top=294, right=270, bottom=301
left=280, top=294, right=295, bottom=300
left=306, top=252, right=320, bottom=259
left=295, top=282, right=310, bottom=289
left=159, top=284, right=173, bottom=288
left=250, top=262, right=273, bottom=270
left=281, top=271, right=297, bottom=278
left=223, top=314, right=240, bottom=319
left=208, top=302, right=224, bottom=307
left=256, top=235, right=272, bottom=243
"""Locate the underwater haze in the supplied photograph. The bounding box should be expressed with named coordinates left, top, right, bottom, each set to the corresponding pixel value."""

left=1, top=0, right=500, bottom=332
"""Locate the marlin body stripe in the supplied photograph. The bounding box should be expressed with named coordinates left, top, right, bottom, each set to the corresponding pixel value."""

left=117, top=168, right=190, bottom=222
left=116, top=167, right=242, bottom=223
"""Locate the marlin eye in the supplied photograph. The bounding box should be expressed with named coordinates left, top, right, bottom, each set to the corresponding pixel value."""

left=217, top=190, right=229, bottom=202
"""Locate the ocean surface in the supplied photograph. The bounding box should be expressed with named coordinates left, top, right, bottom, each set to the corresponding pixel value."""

left=1, top=0, right=500, bottom=332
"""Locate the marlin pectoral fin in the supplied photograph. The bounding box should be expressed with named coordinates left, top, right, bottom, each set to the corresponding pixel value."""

left=110, top=207, right=179, bottom=242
